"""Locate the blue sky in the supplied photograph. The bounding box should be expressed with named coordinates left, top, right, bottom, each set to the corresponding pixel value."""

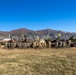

left=0, top=0, right=76, bottom=32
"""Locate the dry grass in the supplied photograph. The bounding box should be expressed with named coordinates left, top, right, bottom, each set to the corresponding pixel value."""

left=0, top=48, right=76, bottom=75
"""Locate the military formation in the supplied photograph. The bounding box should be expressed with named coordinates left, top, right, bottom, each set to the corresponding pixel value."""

left=0, top=33, right=76, bottom=49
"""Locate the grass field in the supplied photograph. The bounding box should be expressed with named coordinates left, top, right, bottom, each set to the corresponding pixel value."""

left=0, top=48, right=76, bottom=75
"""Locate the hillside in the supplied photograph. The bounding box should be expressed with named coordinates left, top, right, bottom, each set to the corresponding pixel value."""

left=0, top=28, right=76, bottom=40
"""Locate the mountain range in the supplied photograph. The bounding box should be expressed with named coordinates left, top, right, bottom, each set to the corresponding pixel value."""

left=0, top=28, right=76, bottom=40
